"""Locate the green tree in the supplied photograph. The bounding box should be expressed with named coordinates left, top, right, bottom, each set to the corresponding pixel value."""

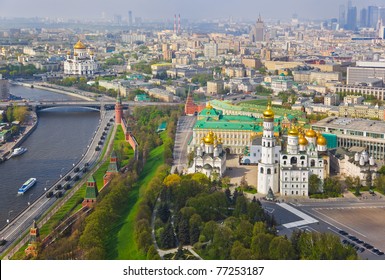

left=230, top=241, right=254, bottom=260
left=160, top=221, right=176, bottom=249
left=189, top=214, right=202, bottom=245
left=269, top=236, right=296, bottom=259
left=251, top=233, right=274, bottom=259
left=309, top=174, right=322, bottom=194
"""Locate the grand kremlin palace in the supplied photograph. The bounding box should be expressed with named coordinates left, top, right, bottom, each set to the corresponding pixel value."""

left=188, top=99, right=309, bottom=154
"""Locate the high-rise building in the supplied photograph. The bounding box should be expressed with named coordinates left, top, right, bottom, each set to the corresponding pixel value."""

left=368, top=6, right=379, bottom=28
left=346, top=6, right=357, bottom=30
left=339, top=4, right=346, bottom=28
left=128, top=11, right=133, bottom=26
left=249, top=15, right=265, bottom=42
left=360, top=8, right=368, bottom=27
left=204, top=43, right=218, bottom=59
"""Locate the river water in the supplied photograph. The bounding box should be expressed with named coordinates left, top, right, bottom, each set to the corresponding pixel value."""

left=0, top=85, right=99, bottom=227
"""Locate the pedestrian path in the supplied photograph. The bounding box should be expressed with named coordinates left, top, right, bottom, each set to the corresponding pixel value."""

left=278, top=203, right=318, bottom=229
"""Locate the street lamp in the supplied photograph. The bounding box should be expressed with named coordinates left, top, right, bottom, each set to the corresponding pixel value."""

left=7, top=210, right=13, bottom=224
left=60, top=167, right=65, bottom=178
left=28, top=193, right=34, bottom=206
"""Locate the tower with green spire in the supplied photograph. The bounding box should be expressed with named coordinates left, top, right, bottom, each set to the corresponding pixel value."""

left=82, top=175, right=99, bottom=208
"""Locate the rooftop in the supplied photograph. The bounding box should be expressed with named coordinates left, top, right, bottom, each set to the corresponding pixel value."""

left=313, top=117, right=385, bottom=134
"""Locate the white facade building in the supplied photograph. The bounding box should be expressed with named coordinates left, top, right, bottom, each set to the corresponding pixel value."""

left=255, top=103, right=329, bottom=196
left=188, top=131, right=227, bottom=178
left=64, top=40, right=98, bottom=76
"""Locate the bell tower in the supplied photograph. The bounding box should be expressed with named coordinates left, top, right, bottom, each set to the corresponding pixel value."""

left=257, top=101, right=279, bottom=194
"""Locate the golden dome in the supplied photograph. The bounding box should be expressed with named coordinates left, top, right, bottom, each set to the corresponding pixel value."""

left=298, top=134, right=308, bottom=145
left=218, top=137, right=223, bottom=144
left=67, top=51, right=71, bottom=55
left=203, top=131, right=215, bottom=145
left=89, top=51, right=94, bottom=55
left=263, top=102, right=274, bottom=119
left=317, top=135, right=327, bottom=146
left=288, top=126, right=299, bottom=137
left=305, top=129, right=317, bottom=138
left=74, top=40, right=86, bottom=49
left=206, top=102, right=213, bottom=109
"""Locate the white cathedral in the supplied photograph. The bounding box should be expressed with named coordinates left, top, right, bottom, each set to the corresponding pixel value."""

left=64, top=40, right=98, bottom=76
left=257, top=102, right=329, bottom=196
left=188, top=131, right=227, bottom=178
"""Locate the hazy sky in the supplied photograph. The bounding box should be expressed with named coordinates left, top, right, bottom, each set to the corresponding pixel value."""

left=0, top=0, right=384, bottom=20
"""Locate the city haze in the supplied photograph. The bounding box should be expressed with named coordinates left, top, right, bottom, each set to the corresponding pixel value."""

left=1, top=0, right=385, bottom=21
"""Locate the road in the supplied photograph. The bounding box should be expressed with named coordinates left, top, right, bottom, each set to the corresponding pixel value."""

left=0, top=110, right=115, bottom=258
left=171, top=115, right=196, bottom=174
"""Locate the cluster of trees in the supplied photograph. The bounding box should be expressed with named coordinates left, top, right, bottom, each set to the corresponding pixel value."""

left=150, top=173, right=356, bottom=260
left=104, top=53, right=125, bottom=67
left=0, top=64, right=43, bottom=78
left=309, top=175, right=343, bottom=198
left=50, top=77, right=118, bottom=97
left=1, top=105, right=28, bottom=124
left=130, top=105, right=182, bottom=169
left=191, top=73, right=213, bottom=87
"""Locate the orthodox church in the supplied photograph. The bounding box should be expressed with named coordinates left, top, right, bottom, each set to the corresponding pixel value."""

left=188, top=131, right=227, bottom=178
left=257, top=102, right=329, bottom=196
left=64, top=40, right=98, bottom=76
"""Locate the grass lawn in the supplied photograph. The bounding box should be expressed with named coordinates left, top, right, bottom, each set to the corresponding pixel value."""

left=113, top=132, right=167, bottom=260
left=113, top=125, right=134, bottom=167
left=240, top=99, right=269, bottom=106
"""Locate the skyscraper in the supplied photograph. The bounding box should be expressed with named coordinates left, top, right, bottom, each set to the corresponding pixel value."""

left=346, top=5, right=357, bottom=30
left=368, top=6, right=379, bottom=28
left=339, top=5, right=346, bottom=28
left=249, top=15, right=265, bottom=42
left=360, top=8, right=367, bottom=28
left=128, top=11, right=133, bottom=26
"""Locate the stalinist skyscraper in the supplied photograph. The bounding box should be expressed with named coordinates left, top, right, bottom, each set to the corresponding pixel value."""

left=250, top=15, right=265, bottom=42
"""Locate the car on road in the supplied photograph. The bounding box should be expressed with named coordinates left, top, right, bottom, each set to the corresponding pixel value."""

left=358, top=248, right=365, bottom=253
left=46, top=191, right=53, bottom=198
left=0, top=238, right=6, bottom=246
left=339, top=230, right=348, bottom=236
left=364, top=243, right=373, bottom=249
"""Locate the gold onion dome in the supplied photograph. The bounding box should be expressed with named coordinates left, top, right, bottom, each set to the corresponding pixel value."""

left=305, top=129, right=317, bottom=138
left=74, top=40, right=86, bottom=49
left=298, top=134, right=308, bottom=145
left=263, top=103, right=274, bottom=119
left=203, top=131, right=215, bottom=145
left=288, top=126, right=299, bottom=137
left=206, top=102, right=213, bottom=109
left=317, top=135, right=327, bottom=146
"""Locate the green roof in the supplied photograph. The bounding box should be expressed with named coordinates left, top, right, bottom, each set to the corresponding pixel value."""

left=157, top=121, right=167, bottom=133
left=87, top=176, right=96, bottom=183
left=323, top=133, right=338, bottom=149
left=85, top=186, right=98, bottom=200
left=107, top=161, right=118, bottom=173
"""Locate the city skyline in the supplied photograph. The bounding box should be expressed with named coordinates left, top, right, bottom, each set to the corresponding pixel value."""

left=1, top=0, right=384, bottom=21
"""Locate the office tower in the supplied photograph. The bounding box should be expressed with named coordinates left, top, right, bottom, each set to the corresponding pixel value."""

left=346, top=5, right=357, bottom=30
left=339, top=4, right=346, bottom=27
left=249, top=15, right=265, bottom=42
left=379, top=7, right=385, bottom=23
left=128, top=11, right=133, bottom=26
left=368, top=6, right=379, bottom=28
left=360, top=8, right=367, bottom=27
